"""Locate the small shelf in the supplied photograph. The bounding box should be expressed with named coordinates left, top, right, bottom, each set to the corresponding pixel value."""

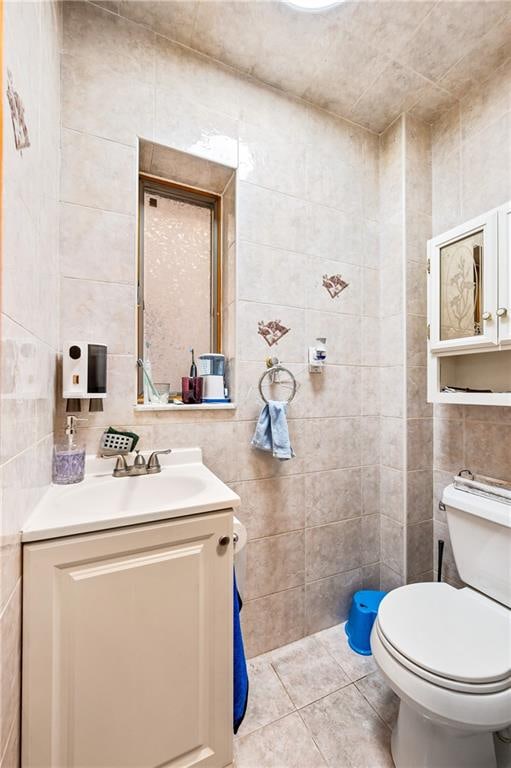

left=429, top=348, right=511, bottom=405
left=134, top=403, right=237, bottom=412
left=433, top=390, right=511, bottom=406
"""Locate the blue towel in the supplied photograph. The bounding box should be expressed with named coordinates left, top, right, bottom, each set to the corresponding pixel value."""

left=251, top=400, right=295, bottom=460
left=233, top=570, right=249, bottom=734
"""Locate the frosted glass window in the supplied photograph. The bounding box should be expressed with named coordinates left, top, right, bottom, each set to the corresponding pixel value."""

left=139, top=182, right=219, bottom=392
left=440, top=230, right=483, bottom=341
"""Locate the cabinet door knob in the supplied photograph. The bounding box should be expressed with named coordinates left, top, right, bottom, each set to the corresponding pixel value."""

left=496, top=307, right=508, bottom=317
left=482, top=311, right=492, bottom=321
left=218, top=536, right=230, bottom=546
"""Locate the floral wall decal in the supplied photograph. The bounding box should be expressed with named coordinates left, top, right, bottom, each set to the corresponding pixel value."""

left=258, top=320, right=290, bottom=347
left=323, top=273, right=349, bottom=299
left=6, top=69, right=30, bottom=153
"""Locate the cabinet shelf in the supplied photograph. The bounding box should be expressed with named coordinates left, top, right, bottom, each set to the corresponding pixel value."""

left=430, top=349, right=511, bottom=406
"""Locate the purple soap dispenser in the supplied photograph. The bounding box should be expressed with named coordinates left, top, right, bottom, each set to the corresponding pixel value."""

left=52, top=415, right=87, bottom=485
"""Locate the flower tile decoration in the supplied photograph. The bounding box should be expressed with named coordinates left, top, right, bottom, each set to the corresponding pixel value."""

left=323, top=273, right=349, bottom=299
left=258, top=320, right=290, bottom=347
left=6, top=69, right=30, bottom=153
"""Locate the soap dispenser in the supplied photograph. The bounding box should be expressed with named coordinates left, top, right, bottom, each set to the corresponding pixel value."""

left=52, top=415, right=87, bottom=485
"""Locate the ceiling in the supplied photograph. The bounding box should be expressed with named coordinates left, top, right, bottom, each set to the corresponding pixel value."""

left=115, top=0, right=511, bottom=132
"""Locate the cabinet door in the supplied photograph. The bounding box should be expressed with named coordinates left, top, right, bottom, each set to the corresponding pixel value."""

left=22, top=512, right=233, bottom=768
left=428, top=210, right=498, bottom=353
left=498, top=200, right=511, bottom=345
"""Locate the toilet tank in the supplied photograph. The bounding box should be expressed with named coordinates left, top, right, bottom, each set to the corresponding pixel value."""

left=442, top=484, right=511, bottom=607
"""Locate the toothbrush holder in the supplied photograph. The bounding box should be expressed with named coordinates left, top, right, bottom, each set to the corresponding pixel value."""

left=182, top=376, right=203, bottom=404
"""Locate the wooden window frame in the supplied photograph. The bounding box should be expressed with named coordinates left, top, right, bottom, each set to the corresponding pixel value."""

left=137, top=173, right=222, bottom=396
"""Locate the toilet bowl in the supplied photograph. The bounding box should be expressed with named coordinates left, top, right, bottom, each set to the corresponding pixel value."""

left=371, top=485, right=511, bottom=768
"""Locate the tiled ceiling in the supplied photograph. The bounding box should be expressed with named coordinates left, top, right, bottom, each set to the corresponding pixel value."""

left=116, top=0, right=511, bottom=132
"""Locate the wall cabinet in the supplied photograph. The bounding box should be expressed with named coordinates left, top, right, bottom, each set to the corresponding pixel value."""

left=428, top=200, right=511, bottom=405
left=498, top=199, right=511, bottom=346
left=22, top=511, right=233, bottom=768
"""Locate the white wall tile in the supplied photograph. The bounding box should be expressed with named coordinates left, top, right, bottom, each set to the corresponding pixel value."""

left=61, top=129, right=136, bottom=213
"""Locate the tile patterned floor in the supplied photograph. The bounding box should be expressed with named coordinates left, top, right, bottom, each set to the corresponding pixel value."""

left=235, top=622, right=399, bottom=768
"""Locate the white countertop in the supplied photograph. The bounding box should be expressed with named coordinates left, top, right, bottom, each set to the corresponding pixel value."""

left=22, top=448, right=240, bottom=543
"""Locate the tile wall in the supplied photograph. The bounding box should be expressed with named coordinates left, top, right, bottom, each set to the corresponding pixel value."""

left=378, top=116, right=406, bottom=588
left=59, top=1, right=381, bottom=658
left=378, top=113, right=433, bottom=589
left=431, top=56, right=511, bottom=586
left=404, top=116, right=433, bottom=584
left=0, top=2, right=61, bottom=765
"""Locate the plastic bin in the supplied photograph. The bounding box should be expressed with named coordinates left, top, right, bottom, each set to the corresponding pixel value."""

left=345, top=590, right=387, bottom=655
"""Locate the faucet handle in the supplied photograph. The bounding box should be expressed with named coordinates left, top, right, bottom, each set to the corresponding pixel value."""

left=101, top=453, right=129, bottom=477
left=147, top=449, right=172, bottom=472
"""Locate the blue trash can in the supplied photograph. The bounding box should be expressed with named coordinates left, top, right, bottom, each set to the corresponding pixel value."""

left=345, top=590, right=387, bottom=655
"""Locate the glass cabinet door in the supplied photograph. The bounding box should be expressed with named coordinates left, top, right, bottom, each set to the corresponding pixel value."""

left=429, top=211, right=498, bottom=352
left=497, top=201, right=511, bottom=345
left=439, top=230, right=483, bottom=342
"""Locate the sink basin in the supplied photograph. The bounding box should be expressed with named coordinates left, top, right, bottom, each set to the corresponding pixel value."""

left=56, top=472, right=207, bottom=517
left=22, top=448, right=240, bottom=542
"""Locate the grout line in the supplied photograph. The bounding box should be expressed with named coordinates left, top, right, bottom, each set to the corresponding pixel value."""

left=60, top=199, right=134, bottom=219
left=61, top=124, right=137, bottom=151
left=61, top=274, right=135, bottom=289
left=235, top=709, right=297, bottom=743
left=1, top=311, right=59, bottom=353
left=238, top=235, right=373, bottom=263
left=353, top=678, right=394, bottom=733
left=295, top=705, right=332, bottom=765
left=0, top=577, right=21, bottom=624
left=0, top=710, right=18, bottom=768
left=0, top=432, right=53, bottom=473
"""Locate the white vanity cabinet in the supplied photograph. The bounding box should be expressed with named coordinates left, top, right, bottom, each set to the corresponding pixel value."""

left=427, top=201, right=511, bottom=405
left=22, top=510, right=234, bottom=768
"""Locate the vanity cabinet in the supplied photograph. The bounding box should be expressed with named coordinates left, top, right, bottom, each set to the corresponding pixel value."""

left=22, top=511, right=233, bottom=768
left=427, top=200, right=511, bottom=405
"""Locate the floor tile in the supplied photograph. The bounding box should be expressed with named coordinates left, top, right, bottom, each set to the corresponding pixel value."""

left=355, top=670, right=399, bottom=729
left=237, top=655, right=295, bottom=737
left=234, top=712, right=328, bottom=768
left=300, top=684, right=394, bottom=768
left=314, top=622, right=377, bottom=681
left=269, top=635, right=350, bottom=709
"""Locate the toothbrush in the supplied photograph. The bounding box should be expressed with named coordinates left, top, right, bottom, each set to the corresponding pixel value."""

left=189, top=348, right=197, bottom=378
left=137, top=358, right=160, bottom=400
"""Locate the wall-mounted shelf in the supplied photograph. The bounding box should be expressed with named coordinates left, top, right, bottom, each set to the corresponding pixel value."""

left=430, top=349, right=511, bottom=406
left=427, top=199, right=511, bottom=406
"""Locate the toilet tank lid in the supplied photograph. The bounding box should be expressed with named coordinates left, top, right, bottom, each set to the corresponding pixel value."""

left=442, top=484, right=511, bottom=528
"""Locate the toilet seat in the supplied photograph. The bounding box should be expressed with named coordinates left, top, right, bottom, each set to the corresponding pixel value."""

left=376, top=582, right=511, bottom=694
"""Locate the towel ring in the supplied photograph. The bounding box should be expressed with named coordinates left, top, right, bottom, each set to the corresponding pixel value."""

left=258, top=364, right=297, bottom=405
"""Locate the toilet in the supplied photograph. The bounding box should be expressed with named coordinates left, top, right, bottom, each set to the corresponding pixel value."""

left=371, top=484, right=511, bottom=768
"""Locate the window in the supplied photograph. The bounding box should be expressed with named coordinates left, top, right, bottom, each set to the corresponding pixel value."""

left=137, top=176, right=221, bottom=396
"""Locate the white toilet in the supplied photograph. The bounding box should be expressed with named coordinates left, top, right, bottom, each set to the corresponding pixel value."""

left=371, top=484, right=511, bottom=768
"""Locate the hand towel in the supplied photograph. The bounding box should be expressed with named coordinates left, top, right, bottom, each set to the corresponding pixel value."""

left=251, top=400, right=295, bottom=460
left=233, top=570, right=249, bottom=734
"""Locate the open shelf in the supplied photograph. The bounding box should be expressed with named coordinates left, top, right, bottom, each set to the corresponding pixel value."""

left=429, top=349, right=511, bottom=405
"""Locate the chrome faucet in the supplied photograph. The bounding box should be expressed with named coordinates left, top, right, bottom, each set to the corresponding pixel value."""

left=104, top=449, right=172, bottom=478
